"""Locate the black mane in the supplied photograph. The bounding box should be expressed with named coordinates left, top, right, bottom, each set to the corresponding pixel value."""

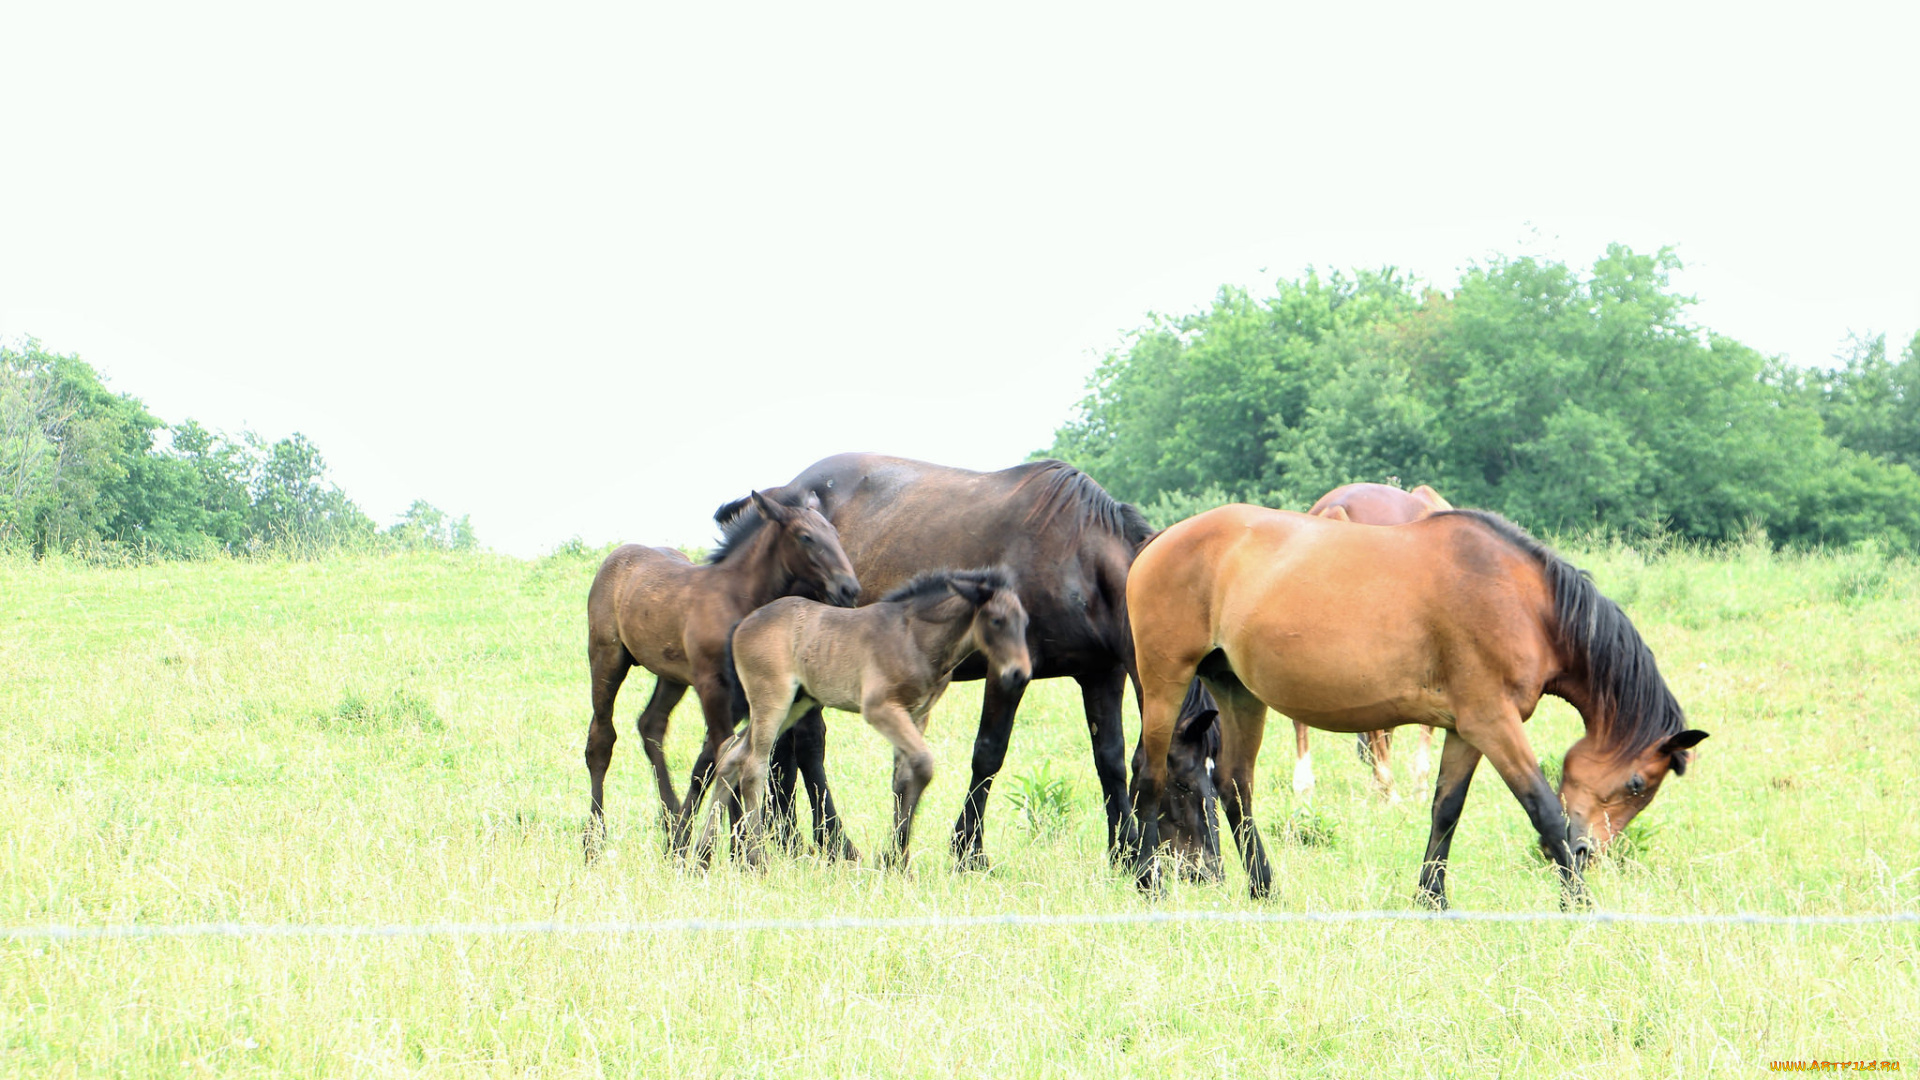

left=708, top=489, right=810, bottom=564
left=880, top=566, right=1017, bottom=609
left=1434, top=510, right=1687, bottom=761
left=1013, top=460, right=1154, bottom=548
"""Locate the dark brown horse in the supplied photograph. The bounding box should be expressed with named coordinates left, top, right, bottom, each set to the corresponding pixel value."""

left=715, top=454, right=1217, bottom=868
left=582, top=489, right=861, bottom=856
left=1293, top=482, right=1451, bottom=799
left=1127, top=504, right=1707, bottom=908
left=699, top=568, right=1033, bottom=870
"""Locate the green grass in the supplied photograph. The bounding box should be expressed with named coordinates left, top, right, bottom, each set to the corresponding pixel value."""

left=2, top=541, right=1917, bottom=1076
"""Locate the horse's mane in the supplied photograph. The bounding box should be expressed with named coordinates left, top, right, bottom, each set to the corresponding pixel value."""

left=1434, top=510, right=1686, bottom=762
left=1013, top=460, right=1155, bottom=549
left=880, top=566, right=1017, bottom=610
left=708, top=489, right=811, bottom=565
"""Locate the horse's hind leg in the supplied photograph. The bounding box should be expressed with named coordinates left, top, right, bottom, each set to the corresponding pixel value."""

left=1207, top=677, right=1273, bottom=899
left=1415, top=729, right=1482, bottom=910
left=635, top=679, right=690, bottom=831
left=1292, top=719, right=1314, bottom=795
left=792, top=707, right=860, bottom=862
left=1409, top=725, right=1435, bottom=786
left=1358, top=729, right=1397, bottom=801
left=584, top=641, right=632, bottom=860
left=950, top=676, right=1028, bottom=871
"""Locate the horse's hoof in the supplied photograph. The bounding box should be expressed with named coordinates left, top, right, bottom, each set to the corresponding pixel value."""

left=1414, top=889, right=1449, bottom=912
left=954, top=850, right=991, bottom=874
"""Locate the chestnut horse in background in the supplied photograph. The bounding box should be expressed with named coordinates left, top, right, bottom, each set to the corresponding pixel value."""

left=1293, top=482, right=1451, bottom=800
left=582, top=490, right=861, bottom=857
left=1127, top=504, right=1707, bottom=908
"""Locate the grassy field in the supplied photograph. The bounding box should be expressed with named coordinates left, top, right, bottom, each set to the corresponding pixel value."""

left=2, top=538, right=1917, bottom=1077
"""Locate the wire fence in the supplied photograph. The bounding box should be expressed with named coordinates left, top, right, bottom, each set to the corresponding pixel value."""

left=9, top=907, right=1919, bottom=942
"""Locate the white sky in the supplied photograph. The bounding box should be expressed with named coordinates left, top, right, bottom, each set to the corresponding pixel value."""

left=3, top=2, right=1916, bottom=555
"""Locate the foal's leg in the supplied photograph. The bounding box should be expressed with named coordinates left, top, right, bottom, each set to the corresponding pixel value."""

left=867, top=700, right=937, bottom=871
left=635, top=679, right=690, bottom=827
left=669, top=673, right=737, bottom=856
left=950, top=676, right=1029, bottom=871
left=583, top=641, right=632, bottom=860
left=1292, top=719, right=1314, bottom=795
left=1077, top=666, right=1138, bottom=865
left=1209, top=680, right=1273, bottom=898
left=1414, top=729, right=1482, bottom=910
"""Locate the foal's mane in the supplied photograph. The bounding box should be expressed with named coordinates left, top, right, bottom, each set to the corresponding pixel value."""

left=1012, top=460, right=1154, bottom=550
left=1435, top=510, right=1687, bottom=762
left=880, top=566, right=1017, bottom=612
left=708, top=489, right=811, bottom=565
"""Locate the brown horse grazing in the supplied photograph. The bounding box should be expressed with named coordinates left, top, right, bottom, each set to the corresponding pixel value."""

left=698, top=568, right=1033, bottom=870
left=582, top=489, right=861, bottom=857
left=1127, top=505, right=1708, bottom=908
left=715, top=454, right=1215, bottom=869
left=1293, top=482, right=1452, bottom=799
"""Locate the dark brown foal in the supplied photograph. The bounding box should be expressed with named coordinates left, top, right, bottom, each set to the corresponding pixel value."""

left=582, top=489, right=860, bottom=858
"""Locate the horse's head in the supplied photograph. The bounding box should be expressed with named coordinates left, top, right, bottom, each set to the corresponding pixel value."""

left=752, top=489, right=861, bottom=608
left=1556, top=729, right=1708, bottom=867
left=1160, top=702, right=1223, bottom=882
left=949, top=569, right=1031, bottom=690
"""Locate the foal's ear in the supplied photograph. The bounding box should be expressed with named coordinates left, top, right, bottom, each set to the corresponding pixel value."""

left=803, top=490, right=824, bottom=513
left=1660, top=729, right=1709, bottom=774
left=948, top=577, right=993, bottom=607
left=750, top=489, right=791, bottom=524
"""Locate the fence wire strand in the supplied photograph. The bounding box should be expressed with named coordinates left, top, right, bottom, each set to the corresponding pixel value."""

left=8, top=908, right=1919, bottom=942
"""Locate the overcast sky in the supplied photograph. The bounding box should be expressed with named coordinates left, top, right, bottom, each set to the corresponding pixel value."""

left=4, top=3, right=1916, bottom=555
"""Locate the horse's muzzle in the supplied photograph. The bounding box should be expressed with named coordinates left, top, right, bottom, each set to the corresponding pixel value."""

left=999, top=665, right=1031, bottom=691
left=828, top=577, right=861, bottom=607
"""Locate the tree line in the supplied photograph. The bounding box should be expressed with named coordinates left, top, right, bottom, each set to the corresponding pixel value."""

left=1, top=339, right=474, bottom=558
left=1044, top=245, right=1920, bottom=548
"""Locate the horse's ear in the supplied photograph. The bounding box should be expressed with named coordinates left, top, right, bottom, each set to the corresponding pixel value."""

left=1661, top=729, right=1709, bottom=774
left=803, top=490, right=824, bottom=513
left=1412, top=485, right=1453, bottom=512
left=1176, top=707, right=1218, bottom=746
left=948, top=577, right=992, bottom=607
left=1321, top=505, right=1351, bottom=523
left=750, top=490, right=791, bottom=525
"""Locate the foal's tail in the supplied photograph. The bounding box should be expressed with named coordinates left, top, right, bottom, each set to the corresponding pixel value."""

left=720, top=626, right=750, bottom=726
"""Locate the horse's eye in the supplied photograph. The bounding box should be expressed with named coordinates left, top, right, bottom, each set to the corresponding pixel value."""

left=798, top=533, right=815, bottom=547
left=990, top=617, right=1005, bottom=628
left=1626, top=775, right=1646, bottom=798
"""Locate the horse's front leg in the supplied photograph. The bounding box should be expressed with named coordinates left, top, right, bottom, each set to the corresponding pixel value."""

left=1460, top=708, right=1590, bottom=910
left=1415, top=730, right=1482, bottom=910
left=791, top=706, right=860, bottom=862
left=951, top=676, right=1028, bottom=871
left=1077, top=666, right=1136, bottom=865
